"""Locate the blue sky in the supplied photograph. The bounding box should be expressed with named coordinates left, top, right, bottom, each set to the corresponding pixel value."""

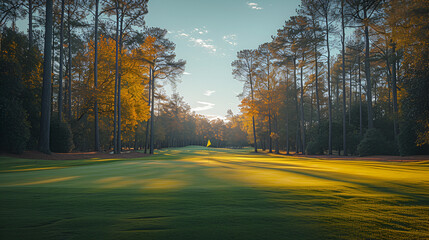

left=145, top=0, right=300, bottom=120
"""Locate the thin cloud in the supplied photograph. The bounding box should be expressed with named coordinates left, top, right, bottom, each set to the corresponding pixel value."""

left=183, top=72, right=192, bottom=75
left=247, top=2, right=262, bottom=10
left=223, top=34, right=237, bottom=46
left=204, top=90, right=216, bottom=96
left=192, top=101, right=215, bottom=112
left=193, top=27, right=208, bottom=35
left=190, top=37, right=217, bottom=53
left=177, top=29, right=217, bottom=53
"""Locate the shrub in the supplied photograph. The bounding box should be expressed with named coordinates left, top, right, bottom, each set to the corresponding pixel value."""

left=0, top=48, right=30, bottom=154
left=346, top=132, right=361, bottom=156
left=357, top=128, right=396, bottom=156
left=398, top=121, right=418, bottom=156
left=50, top=116, right=74, bottom=153
left=0, top=99, right=30, bottom=154
left=306, top=134, right=324, bottom=155
left=306, top=141, right=323, bottom=155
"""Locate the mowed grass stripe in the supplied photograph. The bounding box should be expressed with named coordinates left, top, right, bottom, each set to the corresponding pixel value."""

left=1, top=146, right=428, bottom=239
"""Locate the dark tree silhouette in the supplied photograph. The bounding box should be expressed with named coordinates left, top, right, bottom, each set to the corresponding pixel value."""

left=39, top=0, right=53, bottom=154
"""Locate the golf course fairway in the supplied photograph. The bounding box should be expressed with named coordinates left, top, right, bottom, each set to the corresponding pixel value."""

left=1, top=146, right=428, bottom=239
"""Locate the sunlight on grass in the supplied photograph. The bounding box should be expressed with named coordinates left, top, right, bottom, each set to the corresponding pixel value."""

left=143, top=179, right=187, bottom=190
left=1, top=146, right=428, bottom=239
left=96, top=176, right=124, bottom=183
left=6, top=176, right=79, bottom=186
left=0, top=166, right=65, bottom=173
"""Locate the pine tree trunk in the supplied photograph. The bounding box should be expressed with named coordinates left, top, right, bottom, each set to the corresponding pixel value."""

left=28, top=0, right=33, bottom=48
left=250, top=72, right=257, bottom=152
left=252, top=116, right=257, bottom=152
left=94, top=0, right=100, bottom=151
left=67, top=6, right=72, bottom=120
left=150, top=68, right=155, bottom=154
left=391, top=42, right=399, bottom=139
left=325, top=15, right=332, bottom=155
left=310, top=86, right=313, bottom=129
left=294, top=57, right=300, bottom=154
left=267, top=57, right=272, bottom=153
left=286, top=70, right=290, bottom=155
left=286, top=112, right=289, bottom=154
left=39, top=0, right=53, bottom=154
left=315, top=47, right=320, bottom=127
left=341, top=0, right=347, bottom=156
left=359, top=54, right=363, bottom=137
left=274, top=114, right=279, bottom=154
left=58, top=0, right=65, bottom=121
left=300, top=55, right=305, bottom=154
left=51, top=22, right=55, bottom=117
left=113, top=3, right=119, bottom=154
left=364, top=9, right=373, bottom=129
left=349, top=55, right=352, bottom=125
left=117, top=12, right=124, bottom=153
left=144, top=75, right=152, bottom=154
left=268, top=110, right=272, bottom=153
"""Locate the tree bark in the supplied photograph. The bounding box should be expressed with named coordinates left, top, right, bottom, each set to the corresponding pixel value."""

left=286, top=69, right=290, bottom=155
left=144, top=70, right=152, bottom=154
left=349, top=54, right=352, bottom=125
left=39, top=0, right=53, bottom=154
left=67, top=6, right=72, bottom=120
left=113, top=3, right=119, bottom=154
left=58, top=0, right=65, bottom=121
left=325, top=14, right=332, bottom=155
left=94, top=0, right=100, bottom=151
left=364, top=9, right=374, bottom=129
left=267, top=55, right=272, bottom=153
left=274, top=114, right=279, bottom=154
left=117, top=11, right=124, bottom=153
left=249, top=72, right=258, bottom=153
left=293, top=57, right=300, bottom=154
left=300, top=55, right=305, bottom=154
left=310, top=84, right=313, bottom=128
left=391, top=42, right=399, bottom=139
left=315, top=46, right=320, bottom=127
left=150, top=68, right=155, bottom=154
left=359, top=54, right=363, bottom=137
left=51, top=19, right=55, bottom=117
left=28, top=0, right=33, bottom=48
left=341, top=0, right=347, bottom=156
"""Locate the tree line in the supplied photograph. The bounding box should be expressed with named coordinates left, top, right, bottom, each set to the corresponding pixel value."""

left=232, top=0, right=428, bottom=156
left=0, top=0, right=247, bottom=154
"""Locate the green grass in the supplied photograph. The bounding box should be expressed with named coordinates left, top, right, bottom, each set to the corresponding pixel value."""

left=1, top=146, right=428, bottom=239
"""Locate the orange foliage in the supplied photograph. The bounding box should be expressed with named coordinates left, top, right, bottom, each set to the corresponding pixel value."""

left=79, top=35, right=159, bottom=137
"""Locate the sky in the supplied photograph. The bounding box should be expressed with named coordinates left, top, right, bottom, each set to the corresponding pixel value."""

left=144, top=0, right=300, bottom=120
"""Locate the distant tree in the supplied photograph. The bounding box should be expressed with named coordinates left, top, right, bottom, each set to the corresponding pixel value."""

left=387, top=0, right=429, bottom=153
left=143, top=27, right=185, bottom=154
left=254, top=43, right=279, bottom=153
left=104, top=0, right=149, bottom=153
left=312, top=0, right=337, bottom=154
left=232, top=49, right=259, bottom=152
left=300, top=0, right=325, bottom=130
left=347, top=0, right=382, bottom=129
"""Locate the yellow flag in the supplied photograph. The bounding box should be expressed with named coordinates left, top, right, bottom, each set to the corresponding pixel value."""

left=206, top=140, right=211, bottom=147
